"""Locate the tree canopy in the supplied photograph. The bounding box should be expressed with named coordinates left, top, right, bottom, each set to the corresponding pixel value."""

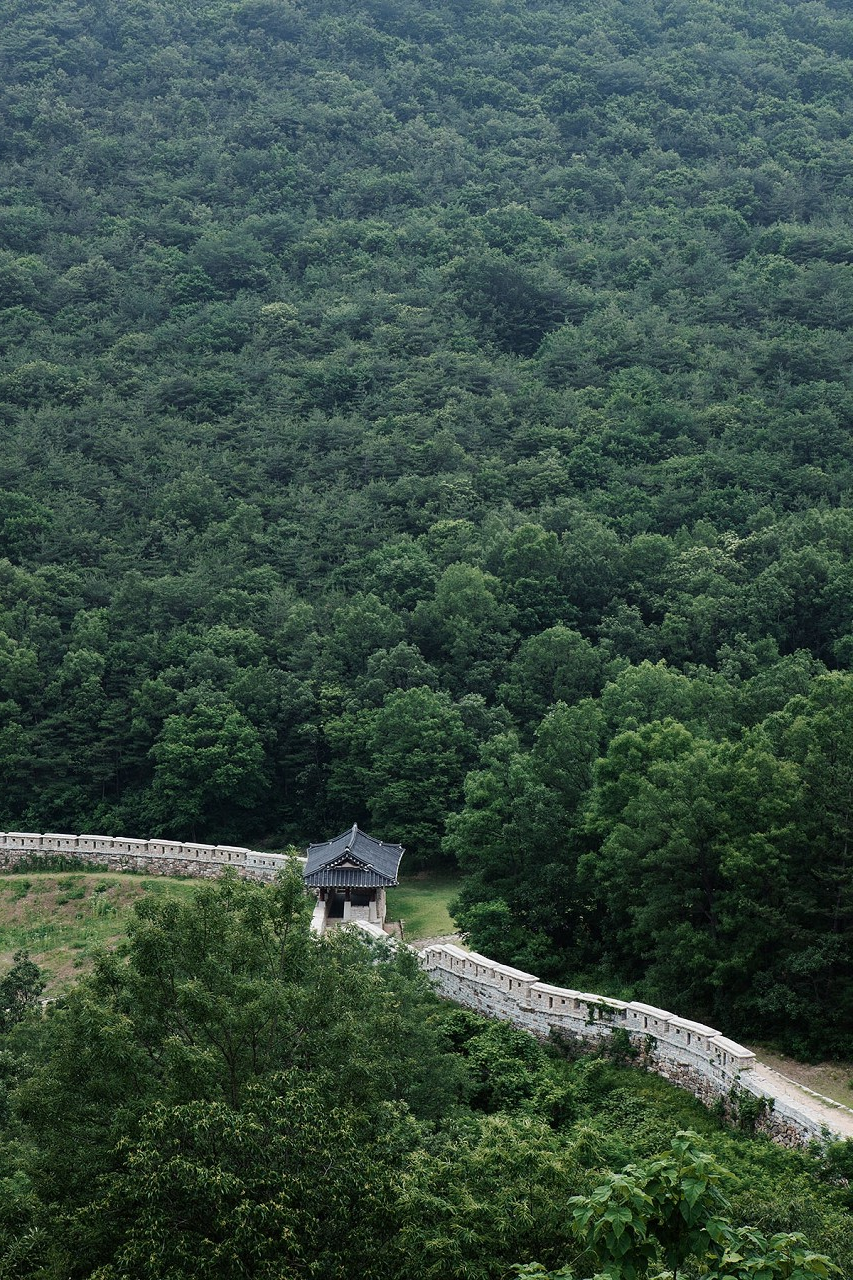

left=0, top=875, right=850, bottom=1278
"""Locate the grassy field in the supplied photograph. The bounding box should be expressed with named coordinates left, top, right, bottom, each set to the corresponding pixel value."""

left=386, top=873, right=461, bottom=943
left=0, top=868, right=463, bottom=992
left=0, top=872, right=197, bottom=992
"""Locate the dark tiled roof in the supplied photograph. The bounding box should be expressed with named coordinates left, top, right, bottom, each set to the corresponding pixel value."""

left=303, top=824, right=404, bottom=887
left=303, top=867, right=391, bottom=888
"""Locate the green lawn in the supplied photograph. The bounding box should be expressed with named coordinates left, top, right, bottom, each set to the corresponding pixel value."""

left=1, top=868, right=463, bottom=991
left=386, top=874, right=461, bottom=943
left=0, top=872, right=198, bottom=993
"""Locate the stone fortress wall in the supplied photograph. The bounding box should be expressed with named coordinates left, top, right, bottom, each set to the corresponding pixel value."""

left=0, top=830, right=304, bottom=879
left=1, top=831, right=846, bottom=1146
left=417, top=941, right=843, bottom=1147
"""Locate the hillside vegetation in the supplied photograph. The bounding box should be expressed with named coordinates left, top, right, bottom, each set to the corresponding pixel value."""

left=0, top=872, right=196, bottom=990
left=1, top=872, right=851, bottom=1278
left=1, top=0, right=852, bottom=1053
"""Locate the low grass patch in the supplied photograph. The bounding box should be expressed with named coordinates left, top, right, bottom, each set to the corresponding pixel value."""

left=0, top=872, right=197, bottom=992
left=386, top=872, right=461, bottom=943
left=2, top=868, right=463, bottom=988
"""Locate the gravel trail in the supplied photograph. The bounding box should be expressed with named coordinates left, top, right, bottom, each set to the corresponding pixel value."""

left=751, top=1062, right=853, bottom=1139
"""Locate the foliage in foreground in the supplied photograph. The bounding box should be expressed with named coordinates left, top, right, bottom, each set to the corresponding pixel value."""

left=0, top=952, right=43, bottom=1033
left=552, top=1132, right=838, bottom=1279
left=0, top=872, right=850, bottom=1279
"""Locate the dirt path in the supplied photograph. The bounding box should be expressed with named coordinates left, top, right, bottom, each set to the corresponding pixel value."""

left=410, top=932, right=463, bottom=950
left=747, top=1047, right=853, bottom=1109
left=750, top=1061, right=853, bottom=1139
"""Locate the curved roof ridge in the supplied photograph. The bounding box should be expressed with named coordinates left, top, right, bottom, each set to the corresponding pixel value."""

left=304, top=824, right=404, bottom=886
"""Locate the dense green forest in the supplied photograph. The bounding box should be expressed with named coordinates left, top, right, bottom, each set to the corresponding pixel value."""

left=0, top=873, right=850, bottom=1278
left=1, top=0, right=853, bottom=1053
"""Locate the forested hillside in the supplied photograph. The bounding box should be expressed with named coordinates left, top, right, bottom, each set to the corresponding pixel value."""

left=2, top=0, right=853, bottom=1053
left=1, top=874, right=851, bottom=1278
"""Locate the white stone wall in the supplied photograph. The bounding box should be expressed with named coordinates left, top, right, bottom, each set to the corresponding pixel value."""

left=350, top=919, right=390, bottom=943
left=421, top=943, right=755, bottom=1081
left=3, top=832, right=841, bottom=1146
left=310, top=896, right=330, bottom=935
left=418, top=943, right=839, bottom=1147
left=739, top=1073, right=828, bottom=1144
left=0, top=830, right=305, bottom=881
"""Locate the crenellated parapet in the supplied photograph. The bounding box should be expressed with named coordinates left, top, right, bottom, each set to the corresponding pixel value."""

left=0, top=831, right=304, bottom=880
left=420, top=943, right=755, bottom=1080
left=419, top=942, right=841, bottom=1146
